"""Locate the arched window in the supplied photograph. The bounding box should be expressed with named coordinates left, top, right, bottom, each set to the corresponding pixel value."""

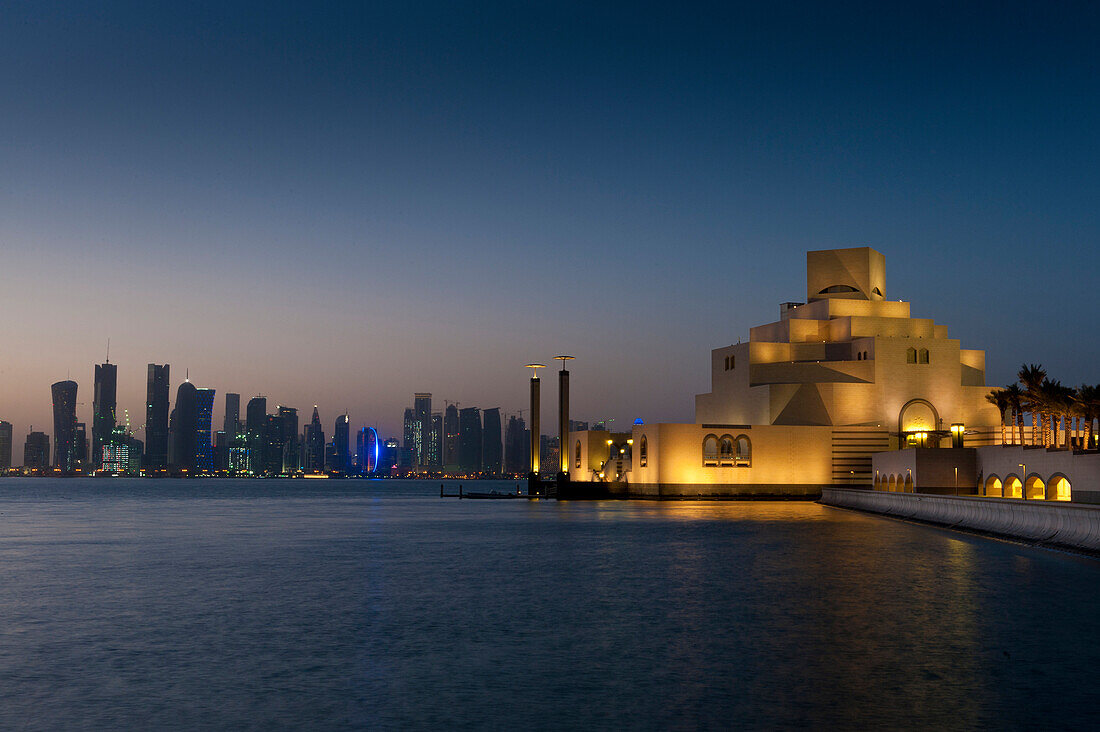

left=718, top=435, right=734, bottom=465
left=734, top=434, right=751, bottom=466
left=918, top=348, right=929, bottom=364
left=1025, top=475, right=1045, bottom=500
left=984, top=475, right=1003, bottom=497
left=818, top=285, right=858, bottom=294
left=906, top=347, right=917, bottom=364
left=863, top=351, right=869, bottom=360
left=702, top=435, right=719, bottom=466
left=574, top=440, right=581, bottom=469
left=639, top=436, right=647, bottom=467
left=857, top=352, right=862, bottom=360
left=1005, top=476, right=1023, bottom=498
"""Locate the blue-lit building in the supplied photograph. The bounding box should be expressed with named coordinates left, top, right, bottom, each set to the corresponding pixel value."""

left=51, top=380, right=79, bottom=472
left=194, top=387, right=215, bottom=473
left=357, top=427, right=379, bottom=475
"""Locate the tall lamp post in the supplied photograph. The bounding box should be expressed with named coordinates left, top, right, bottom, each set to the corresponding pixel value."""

left=525, top=364, right=545, bottom=477
left=1019, top=463, right=1026, bottom=500
left=554, top=355, right=575, bottom=477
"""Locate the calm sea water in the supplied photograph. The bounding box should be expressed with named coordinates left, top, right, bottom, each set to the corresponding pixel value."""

left=1, top=478, right=1098, bottom=730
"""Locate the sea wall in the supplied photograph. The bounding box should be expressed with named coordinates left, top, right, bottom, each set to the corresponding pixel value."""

left=821, top=487, right=1100, bottom=552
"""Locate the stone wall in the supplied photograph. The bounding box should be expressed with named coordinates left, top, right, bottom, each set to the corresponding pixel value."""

left=821, top=487, right=1100, bottom=553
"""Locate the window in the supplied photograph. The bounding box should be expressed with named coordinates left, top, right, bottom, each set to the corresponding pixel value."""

left=735, top=435, right=751, bottom=466
left=723, top=355, right=735, bottom=371
left=818, top=285, right=858, bottom=294
left=918, top=348, right=929, bottom=364
left=864, top=351, right=869, bottom=360
left=574, top=440, right=581, bottom=469
left=906, top=347, right=917, bottom=364
left=872, top=287, right=883, bottom=296
left=856, top=352, right=862, bottom=361
left=640, top=436, right=647, bottom=467
left=718, top=435, right=734, bottom=465
left=702, top=435, right=719, bottom=466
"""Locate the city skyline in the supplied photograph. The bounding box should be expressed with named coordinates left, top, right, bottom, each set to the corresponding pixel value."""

left=3, top=2, right=1100, bottom=449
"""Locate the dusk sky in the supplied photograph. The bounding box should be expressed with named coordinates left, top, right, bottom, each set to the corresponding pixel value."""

left=2, top=1, right=1098, bottom=442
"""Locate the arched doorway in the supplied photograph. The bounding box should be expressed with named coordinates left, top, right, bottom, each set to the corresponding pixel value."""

left=904, top=474, right=914, bottom=493
left=1049, top=475, right=1071, bottom=501
left=984, top=475, right=1003, bottom=497
left=1005, top=475, right=1023, bottom=498
left=1025, top=475, right=1045, bottom=500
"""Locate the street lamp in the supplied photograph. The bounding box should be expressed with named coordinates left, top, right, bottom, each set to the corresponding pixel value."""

left=1019, top=463, right=1026, bottom=500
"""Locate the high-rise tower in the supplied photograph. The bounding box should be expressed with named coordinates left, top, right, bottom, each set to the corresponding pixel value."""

left=170, top=381, right=199, bottom=472
left=334, top=413, right=350, bottom=472
left=224, top=393, right=240, bottom=438
left=92, top=360, right=117, bottom=469
left=51, top=380, right=78, bottom=472
left=414, top=393, right=431, bottom=466
left=145, top=364, right=170, bottom=468
left=482, top=408, right=502, bottom=475
left=0, top=420, right=12, bottom=470
left=459, top=407, right=483, bottom=473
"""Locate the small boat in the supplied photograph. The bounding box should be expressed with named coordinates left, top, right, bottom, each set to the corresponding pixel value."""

left=462, top=490, right=520, bottom=499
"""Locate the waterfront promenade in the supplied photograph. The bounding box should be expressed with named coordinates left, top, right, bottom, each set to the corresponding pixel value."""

left=822, top=487, right=1100, bottom=553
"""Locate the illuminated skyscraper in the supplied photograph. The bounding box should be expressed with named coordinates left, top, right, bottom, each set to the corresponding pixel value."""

left=0, top=420, right=12, bottom=470
left=92, top=361, right=117, bottom=470
left=459, top=407, right=482, bottom=472
left=482, top=408, right=502, bottom=475
left=414, top=393, right=431, bottom=466
left=195, top=387, right=216, bottom=472
left=145, top=364, right=170, bottom=468
left=334, top=413, right=350, bottom=472
left=75, top=422, right=88, bottom=467
left=403, top=408, right=417, bottom=464
left=357, top=427, right=379, bottom=474
left=51, top=380, right=78, bottom=472
left=277, top=406, right=299, bottom=473
left=429, top=413, right=442, bottom=467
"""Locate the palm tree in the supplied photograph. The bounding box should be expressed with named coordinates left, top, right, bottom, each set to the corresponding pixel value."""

left=1078, top=384, right=1100, bottom=450
left=1004, top=383, right=1025, bottom=446
left=985, top=388, right=1009, bottom=445
left=1018, top=364, right=1047, bottom=446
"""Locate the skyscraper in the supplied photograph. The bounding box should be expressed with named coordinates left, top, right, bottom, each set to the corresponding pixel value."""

left=504, top=415, right=529, bottom=474
left=443, top=404, right=459, bottom=467
left=278, top=406, right=299, bottom=473
left=430, top=413, right=443, bottom=467
left=170, top=380, right=198, bottom=472
left=224, top=393, right=240, bottom=438
left=305, top=406, right=325, bottom=471
left=246, top=396, right=267, bottom=474
left=75, top=422, right=88, bottom=467
left=458, top=407, right=482, bottom=473
left=414, top=393, right=431, bottom=466
left=403, top=408, right=417, bottom=464
left=92, top=361, right=117, bottom=470
left=334, top=413, right=350, bottom=472
left=482, top=408, right=502, bottom=475
left=0, top=420, right=12, bottom=470
left=23, top=431, right=50, bottom=470
left=357, top=427, right=379, bottom=474
left=195, top=387, right=216, bottom=472
left=51, top=380, right=78, bottom=472
left=145, top=364, right=170, bottom=468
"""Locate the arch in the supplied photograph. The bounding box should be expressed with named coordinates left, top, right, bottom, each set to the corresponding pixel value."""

left=734, top=434, right=752, bottom=466
left=906, top=347, right=917, bottom=364
left=898, top=398, right=940, bottom=439
left=984, top=475, right=1003, bottom=497
left=702, top=434, right=719, bottom=466
left=1004, top=475, right=1023, bottom=499
left=857, top=352, right=862, bottom=360
left=718, top=435, right=735, bottom=465
left=574, top=440, right=581, bottom=469
left=904, top=474, right=914, bottom=492
left=1025, top=474, right=1045, bottom=500
left=872, top=287, right=883, bottom=297
left=639, top=435, right=648, bottom=467
left=818, top=285, right=859, bottom=294
left=1049, top=474, right=1071, bottom=501
left=918, top=348, right=929, bottom=364
left=888, top=475, right=897, bottom=492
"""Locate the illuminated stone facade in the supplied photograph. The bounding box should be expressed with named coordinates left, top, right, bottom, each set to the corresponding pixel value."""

left=569, top=247, right=1002, bottom=496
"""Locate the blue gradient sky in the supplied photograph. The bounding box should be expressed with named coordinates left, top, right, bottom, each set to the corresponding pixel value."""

left=2, top=1, right=1098, bottom=442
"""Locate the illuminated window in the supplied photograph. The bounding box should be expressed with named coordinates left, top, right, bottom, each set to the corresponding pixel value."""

left=702, top=435, right=719, bottom=466
left=574, top=440, right=581, bottom=469
left=1051, top=476, right=1071, bottom=501
left=906, top=347, right=917, bottom=364
left=984, top=475, right=1003, bottom=497
left=918, top=348, right=929, bottom=364
left=735, top=434, right=751, bottom=466
left=640, top=436, right=647, bottom=467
